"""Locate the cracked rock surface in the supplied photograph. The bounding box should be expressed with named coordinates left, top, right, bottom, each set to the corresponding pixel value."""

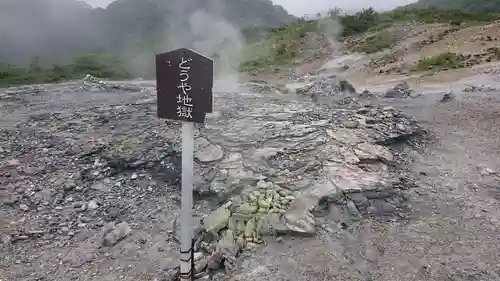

left=0, top=74, right=424, bottom=281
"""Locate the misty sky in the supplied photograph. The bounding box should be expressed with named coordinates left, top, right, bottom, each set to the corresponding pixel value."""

left=83, top=0, right=418, bottom=16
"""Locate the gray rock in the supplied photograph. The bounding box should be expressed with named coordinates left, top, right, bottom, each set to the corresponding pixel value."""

left=346, top=200, right=361, bottom=218
left=195, top=138, right=224, bottom=163
left=193, top=252, right=205, bottom=262
left=3, top=195, right=19, bottom=206
left=356, top=142, right=394, bottom=162
left=439, top=92, right=454, bottom=102
left=102, top=222, right=131, bottom=247
left=463, top=84, right=497, bottom=92
left=1, top=234, right=11, bottom=246
left=213, top=229, right=241, bottom=271
left=90, top=182, right=110, bottom=192
left=409, top=91, right=421, bottom=98
left=394, top=82, right=410, bottom=90
left=384, top=89, right=406, bottom=98
left=295, top=75, right=356, bottom=98
left=282, top=197, right=317, bottom=236
left=343, top=120, right=359, bottom=128
left=477, top=165, right=496, bottom=176
left=350, top=193, right=369, bottom=209
left=371, top=200, right=398, bottom=216
left=256, top=213, right=287, bottom=236
left=87, top=200, right=99, bottom=210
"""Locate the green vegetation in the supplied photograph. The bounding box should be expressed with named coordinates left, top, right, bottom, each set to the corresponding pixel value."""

left=403, top=0, right=500, bottom=14
left=238, top=7, right=500, bottom=71
left=0, top=54, right=130, bottom=87
left=414, top=53, right=465, bottom=71
left=356, top=31, right=396, bottom=53
left=0, top=0, right=295, bottom=87
left=239, top=19, right=320, bottom=73
left=487, top=47, right=500, bottom=60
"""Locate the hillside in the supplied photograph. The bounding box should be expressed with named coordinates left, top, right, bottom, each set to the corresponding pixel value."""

left=0, top=0, right=100, bottom=64
left=3, top=6, right=500, bottom=87
left=403, top=0, right=500, bottom=13
left=0, top=0, right=295, bottom=65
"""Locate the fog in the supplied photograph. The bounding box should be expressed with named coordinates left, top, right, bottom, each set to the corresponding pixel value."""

left=123, top=2, right=245, bottom=89
left=1, top=0, right=417, bottom=83
left=273, top=0, right=418, bottom=15
left=85, top=0, right=418, bottom=15
left=0, top=0, right=101, bottom=64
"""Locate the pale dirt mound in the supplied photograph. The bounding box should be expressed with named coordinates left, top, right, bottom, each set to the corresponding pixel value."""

left=338, top=21, right=500, bottom=90
left=367, top=23, right=500, bottom=76
left=260, top=21, right=500, bottom=91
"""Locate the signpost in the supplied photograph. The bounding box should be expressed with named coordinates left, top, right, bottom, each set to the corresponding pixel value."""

left=155, top=48, right=213, bottom=280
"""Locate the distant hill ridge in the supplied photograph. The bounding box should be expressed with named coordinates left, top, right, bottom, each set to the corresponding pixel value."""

left=0, top=0, right=295, bottom=64
left=402, top=0, right=500, bottom=14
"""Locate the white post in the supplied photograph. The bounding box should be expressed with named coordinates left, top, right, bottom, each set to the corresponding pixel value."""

left=180, top=121, right=195, bottom=280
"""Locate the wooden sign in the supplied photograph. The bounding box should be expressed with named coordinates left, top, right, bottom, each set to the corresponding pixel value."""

left=156, top=48, right=213, bottom=123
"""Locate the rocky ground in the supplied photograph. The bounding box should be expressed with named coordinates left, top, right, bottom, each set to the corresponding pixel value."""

left=229, top=70, right=500, bottom=281
left=2, top=22, right=500, bottom=280
left=0, top=72, right=425, bottom=281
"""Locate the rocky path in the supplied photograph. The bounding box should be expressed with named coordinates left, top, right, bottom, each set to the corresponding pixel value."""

left=1, top=69, right=500, bottom=281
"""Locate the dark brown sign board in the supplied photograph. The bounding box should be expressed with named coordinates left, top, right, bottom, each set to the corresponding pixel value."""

left=156, top=48, right=213, bottom=123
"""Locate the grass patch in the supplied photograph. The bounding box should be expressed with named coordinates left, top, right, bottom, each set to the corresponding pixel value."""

left=238, top=19, right=319, bottom=73
left=415, top=52, right=465, bottom=71
left=356, top=31, right=397, bottom=53
left=239, top=7, right=500, bottom=74
left=487, top=47, right=500, bottom=59
left=0, top=53, right=131, bottom=87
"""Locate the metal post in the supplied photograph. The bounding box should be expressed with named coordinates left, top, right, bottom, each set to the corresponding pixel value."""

left=179, top=121, right=194, bottom=280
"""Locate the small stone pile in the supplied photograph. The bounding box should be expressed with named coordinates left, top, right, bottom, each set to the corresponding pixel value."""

left=296, top=75, right=356, bottom=97
left=183, top=180, right=296, bottom=277
left=81, top=74, right=108, bottom=90
left=63, top=74, right=143, bottom=92
left=439, top=91, right=454, bottom=103
left=294, top=75, right=360, bottom=106
left=419, top=27, right=461, bottom=47
left=203, top=180, right=295, bottom=247
left=384, top=82, right=418, bottom=98
left=463, top=84, right=498, bottom=92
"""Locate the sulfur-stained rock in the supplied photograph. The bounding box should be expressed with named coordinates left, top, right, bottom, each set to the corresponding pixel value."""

left=204, top=206, right=231, bottom=233
left=244, top=218, right=256, bottom=238
left=257, top=199, right=271, bottom=209
left=228, top=216, right=246, bottom=236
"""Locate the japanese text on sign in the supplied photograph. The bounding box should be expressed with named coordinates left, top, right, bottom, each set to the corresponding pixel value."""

left=176, top=57, right=193, bottom=119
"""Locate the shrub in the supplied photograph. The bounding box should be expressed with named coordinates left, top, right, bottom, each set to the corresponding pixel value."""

left=0, top=53, right=131, bottom=87
left=415, top=52, right=464, bottom=70
left=356, top=31, right=396, bottom=53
